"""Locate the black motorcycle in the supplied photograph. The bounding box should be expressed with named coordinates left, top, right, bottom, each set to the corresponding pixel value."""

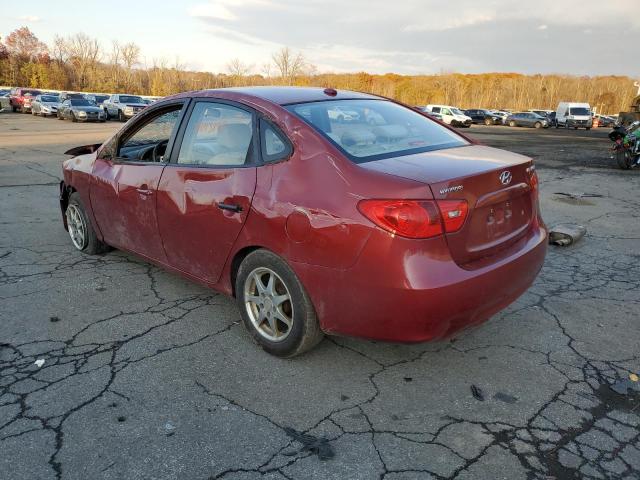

left=608, top=121, right=640, bottom=169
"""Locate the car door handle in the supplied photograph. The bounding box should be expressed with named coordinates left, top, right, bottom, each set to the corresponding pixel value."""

left=217, top=202, right=242, bottom=213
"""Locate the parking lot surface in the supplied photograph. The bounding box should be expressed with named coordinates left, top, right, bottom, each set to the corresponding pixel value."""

left=1, top=114, right=639, bottom=480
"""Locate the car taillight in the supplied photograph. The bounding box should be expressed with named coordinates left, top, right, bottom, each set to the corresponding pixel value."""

left=436, top=200, right=468, bottom=233
left=358, top=200, right=443, bottom=239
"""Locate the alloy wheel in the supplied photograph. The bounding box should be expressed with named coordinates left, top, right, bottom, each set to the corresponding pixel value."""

left=243, top=267, right=294, bottom=342
left=66, top=204, right=87, bottom=250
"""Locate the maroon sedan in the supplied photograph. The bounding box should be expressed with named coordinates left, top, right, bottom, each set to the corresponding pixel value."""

left=60, top=87, right=546, bottom=357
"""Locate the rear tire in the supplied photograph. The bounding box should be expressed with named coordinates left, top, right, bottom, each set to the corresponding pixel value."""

left=235, top=249, right=324, bottom=357
left=484, top=118, right=492, bottom=126
left=509, top=120, right=516, bottom=127
left=65, top=192, right=110, bottom=255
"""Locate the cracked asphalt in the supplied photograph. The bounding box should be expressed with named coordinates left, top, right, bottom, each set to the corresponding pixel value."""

left=1, top=113, right=639, bottom=480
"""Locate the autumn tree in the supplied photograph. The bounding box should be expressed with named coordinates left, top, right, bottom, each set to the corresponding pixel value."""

left=4, top=27, right=48, bottom=61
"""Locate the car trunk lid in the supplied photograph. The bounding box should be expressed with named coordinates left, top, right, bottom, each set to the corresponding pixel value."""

left=360, top=145, right=537, bottom=265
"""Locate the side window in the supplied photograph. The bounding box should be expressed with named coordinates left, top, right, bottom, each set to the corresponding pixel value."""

left=260, top=119, right=292, bottom=163
left=431, top=107, right=441, bottom=113
left=177, top=102, right=253, bottom=167
left=442, top=108, right=452, bottom=116
left=118, top=107, right=183, bottom=161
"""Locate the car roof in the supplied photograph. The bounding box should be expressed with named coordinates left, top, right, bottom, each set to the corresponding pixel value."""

left=185, top=86, right=380, bottom=105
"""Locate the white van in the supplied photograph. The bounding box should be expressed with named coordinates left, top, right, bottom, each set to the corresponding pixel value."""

left=555, top=102, right=592, bottom=130
left=423, top=105, right=472, bottom=127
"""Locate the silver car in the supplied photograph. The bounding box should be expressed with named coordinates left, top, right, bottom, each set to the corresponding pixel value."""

left=102, top=94, right=148, bottom=121
left=0, top=92, right=10, bottom=113
left=31, top=94, right=61, bottom=117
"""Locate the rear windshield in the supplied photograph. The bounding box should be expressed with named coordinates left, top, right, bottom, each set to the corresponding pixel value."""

left=569, top=107, right=590, bottom=116
left=120, top=95, right=143, bottom=103
left=70, top=99, right=91, bottom=106
left=285, top=99, right=467, bottom=163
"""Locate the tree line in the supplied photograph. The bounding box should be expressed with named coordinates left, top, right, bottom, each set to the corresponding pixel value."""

left=0, top=26, right=635, bottom=114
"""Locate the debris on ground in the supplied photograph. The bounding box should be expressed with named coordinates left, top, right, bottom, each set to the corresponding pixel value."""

left=630, top=373, right=639, bottom=382
left=49, top=316, right=60, bottom=323
left=493, top=392, right=518, bottom=404
left=549, top=224, right=587, bottom=246
left=34, top=359, right=45, bottom=368
left=553, top=192, right=603, bottom=200
left=470, top=385, right=485, bottom=401
left=164, top=421, right=176, bottom=436
left=283, top=427, right=335, bottom=460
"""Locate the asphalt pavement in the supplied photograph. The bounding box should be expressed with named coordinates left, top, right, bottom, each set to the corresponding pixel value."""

left=1, top=113, right=639, bottom=479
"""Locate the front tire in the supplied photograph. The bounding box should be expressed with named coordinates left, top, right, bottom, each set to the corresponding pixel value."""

left=65, top=192, right=110, bottom=254
left=71, top=112, right=77, bottom=122
left=534, top=122, right=542, bottom=129
left=509, top=120, right=516, bottom=127
left=236, top=250, right=323, bottom=357
left=118, top=110, right=125, bottom=122
left=484, top=118, right=492, bottom=126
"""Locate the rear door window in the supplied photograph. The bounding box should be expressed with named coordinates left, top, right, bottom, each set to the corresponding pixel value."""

left=177, top=102, right=254, bottom=167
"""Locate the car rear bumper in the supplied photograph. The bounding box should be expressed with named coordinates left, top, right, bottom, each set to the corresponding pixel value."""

left=292, top=222, right=547, bottom=343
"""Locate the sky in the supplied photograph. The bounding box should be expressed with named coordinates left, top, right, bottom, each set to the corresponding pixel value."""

left=1, top=0, right=639, bottom=77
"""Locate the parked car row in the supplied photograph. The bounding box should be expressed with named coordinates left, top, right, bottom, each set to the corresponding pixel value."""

left=1, top=87, right=160, bottom=123
left=411, top=102, right=611, bottom=131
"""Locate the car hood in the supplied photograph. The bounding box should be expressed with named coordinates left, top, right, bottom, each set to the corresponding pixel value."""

left=358, top=144, right=530, bottom=185
left=72, top=106, right=102, bottom=112
left=43, top=102, right=60, bottom=107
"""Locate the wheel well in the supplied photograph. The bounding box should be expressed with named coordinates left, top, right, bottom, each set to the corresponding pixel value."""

left=230, top=246, right=262, bottom=297
left=60, top=184, right=77, bottom=213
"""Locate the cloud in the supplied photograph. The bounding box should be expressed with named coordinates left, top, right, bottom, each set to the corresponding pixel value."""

left=18, top=15, right=40, bottom=22
left=188, top=4, right=237, bottom=21
left=187, top=0, right=640, bottom=75
left=404, top=14, right=495, bottom=32
left=188, top=0, right=280, bottom=20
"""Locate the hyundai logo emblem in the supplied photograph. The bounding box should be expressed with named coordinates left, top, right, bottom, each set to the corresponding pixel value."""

left=499, top=171, right=512, bottom=185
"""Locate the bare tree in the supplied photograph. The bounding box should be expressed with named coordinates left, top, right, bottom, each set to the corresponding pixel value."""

left=226, top=58, right=251, bottom=77
left=121, top=42, right=140, bottom=70
left=60, top=33, right=101, bottom=89
left=271, top=47, right=306, bottom=85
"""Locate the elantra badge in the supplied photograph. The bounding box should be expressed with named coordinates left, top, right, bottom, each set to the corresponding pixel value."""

left=499, top=171, right=512, bottom=185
